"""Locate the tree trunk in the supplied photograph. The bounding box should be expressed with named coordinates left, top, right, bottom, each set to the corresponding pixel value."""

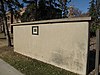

left=63, top=2, right=67, bottom=18
left=11, top=9, right=13, bottom=24
left=1, top=0, right=12, bottom=46
left=3, top=21, right=6, bottom=36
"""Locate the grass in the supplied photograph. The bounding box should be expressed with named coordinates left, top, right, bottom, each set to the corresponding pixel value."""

left=0, top=45, right=78, bottom=75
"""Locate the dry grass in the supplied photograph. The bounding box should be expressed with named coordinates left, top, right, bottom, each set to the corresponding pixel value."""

left=0, top=33, right=78, bottom=75
left=0, top=45, right=78, bottom=75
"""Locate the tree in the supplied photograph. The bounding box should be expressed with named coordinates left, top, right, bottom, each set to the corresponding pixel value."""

left=37, top=0, right=62, bottom=20
left=0, top=0, right=11, bottom=46
left=22, top=0, right=62, bottom=21
left=21, top=0, right=36, bottom=22
left=5, top=0, right=23, bottom=24
left=88, top=0, right=100, bottom=36
left=0, top=0, right=23, bottom=46
left=89, top=0, right=97, bottom=19
left=22, top=0, right=72, bottom=21
left=58, top=0, right=71, bottom=18
left=23, top=0, right=38, bottom=21
left=68, top=6, right=83, bottom=18
left=80, top=12, right=89, bottom=17
left=0, top=13, right=3, bottom=32
left=45, top=0, right=62, bottom=19
left=38, top=0, right=47, bottom=20
left=96, top=0, right=100, bottom=18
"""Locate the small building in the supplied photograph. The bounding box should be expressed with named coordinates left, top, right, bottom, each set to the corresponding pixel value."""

left=12, top=17, right=91, bottom=75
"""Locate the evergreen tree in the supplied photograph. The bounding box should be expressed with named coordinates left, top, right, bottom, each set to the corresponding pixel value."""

left=89, top=0, right=97, bottom=19
left=23, top=0, right=38, bottom=20
left=38, top=0, right=62, bottom=20
left=88, top=0, right=100, bottom=36
left=22, top=0, right=36, bottom=21
left=22, top=0, right=62, bottom=21
left=58, top=0, right=71, bottom=18
left=96, top=0, right=100, bottom=18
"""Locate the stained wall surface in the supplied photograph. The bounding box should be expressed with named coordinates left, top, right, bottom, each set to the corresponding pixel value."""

left=13, top=19, right=89, bottom=75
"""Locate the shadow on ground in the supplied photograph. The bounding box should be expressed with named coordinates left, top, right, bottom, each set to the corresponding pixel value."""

left=88, top=49, right=100, bottom=75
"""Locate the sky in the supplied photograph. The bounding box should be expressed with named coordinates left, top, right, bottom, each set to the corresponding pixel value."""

left=18, top=0, right=90, bottom=13
left=69, top=0, right=90, bottom=13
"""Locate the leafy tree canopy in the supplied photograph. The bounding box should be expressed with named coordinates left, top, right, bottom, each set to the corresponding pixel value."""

left=88, top=0, right=100, bottom=36
left=21, top=0, right=71, bottom=21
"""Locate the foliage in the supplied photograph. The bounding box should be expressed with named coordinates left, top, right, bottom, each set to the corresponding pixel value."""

left=80, top=12, right=89, bottom=17
left=96, top=0, right=100, bottom=17
left=21, top=0, right=71, bottom=22
left=37, top=0, right=62, bottom=20
left=89, top=0, right=97, bottom=19
left=61, top=0, right=71, bottom=18
left=0, top=0, right=23, bottom=46
left=68, top=6, right=83, bottom=18
left=21, top=0, right=35, bottom=21
left=21, top=2, right=36, bottom=22
left=0, top=0, right=23, bottom=23
left=88, top=0, right=100, bottom=37
left=0, top=0, right=23, bottom=24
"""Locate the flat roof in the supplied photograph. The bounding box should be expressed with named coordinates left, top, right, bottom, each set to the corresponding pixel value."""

left=11, top=17, right=91, bottom=26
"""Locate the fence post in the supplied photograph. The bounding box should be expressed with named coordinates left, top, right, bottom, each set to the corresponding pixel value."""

left=95, top=29, right=100, bottom=75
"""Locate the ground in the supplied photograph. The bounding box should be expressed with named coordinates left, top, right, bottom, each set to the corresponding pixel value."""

left=0, top=33, right=78, bottom=75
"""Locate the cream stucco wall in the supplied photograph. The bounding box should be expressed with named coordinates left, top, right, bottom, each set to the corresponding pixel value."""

left=13, top=19, right=90, bottom=75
